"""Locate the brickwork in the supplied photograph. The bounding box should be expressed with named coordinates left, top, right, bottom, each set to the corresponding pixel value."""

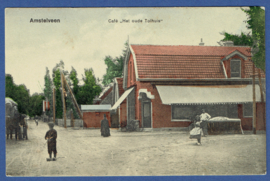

left=83, top=112, right=111, bottom=128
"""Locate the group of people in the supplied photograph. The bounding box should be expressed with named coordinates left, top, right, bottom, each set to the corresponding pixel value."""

left=190, top=109, right=211, bottom=145
left=44, top=110, right=210, bottom=161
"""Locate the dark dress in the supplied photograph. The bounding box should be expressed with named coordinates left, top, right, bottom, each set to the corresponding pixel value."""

left=101, top=118, right=110, bottom=137
left=45, top=129, right=57, bottom=154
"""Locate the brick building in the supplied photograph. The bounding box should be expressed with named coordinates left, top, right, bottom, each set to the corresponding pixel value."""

left=111, top=42, right=265, bottom=131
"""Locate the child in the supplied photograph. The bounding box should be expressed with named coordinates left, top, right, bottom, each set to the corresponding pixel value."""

left=45, top=122, right=57, bottom=161
left=189, top=115, right=202, bottom=145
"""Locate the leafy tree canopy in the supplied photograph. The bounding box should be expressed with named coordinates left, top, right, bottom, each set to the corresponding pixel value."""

left=78, top=68, right=102, bottom=104
left=102, top=42, right=128, bottom=86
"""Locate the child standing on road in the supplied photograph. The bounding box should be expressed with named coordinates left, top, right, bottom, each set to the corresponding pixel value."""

left=189, top=115, right=202, bottom=145
left=45, top=122, right=57, bottom=161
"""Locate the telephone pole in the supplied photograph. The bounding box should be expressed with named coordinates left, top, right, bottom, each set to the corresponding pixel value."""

left=252, top=64, right=256, bottom=134
left=61, top=72, right=67, bottom=128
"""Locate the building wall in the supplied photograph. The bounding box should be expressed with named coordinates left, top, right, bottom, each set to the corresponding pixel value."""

left=256, top=102, right=266, bottom=130
left=120, top=102, right=127, bottom=125
left=237, top=103, right=266, bottom=130
left=83, top=112, right=111, bottom=128
left=135, top=81, right=190, bottom=128
left=237, top=104, right=252, bottom=130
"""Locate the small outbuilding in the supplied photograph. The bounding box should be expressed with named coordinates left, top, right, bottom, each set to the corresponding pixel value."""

left=82, top=105, right=111, bottom=128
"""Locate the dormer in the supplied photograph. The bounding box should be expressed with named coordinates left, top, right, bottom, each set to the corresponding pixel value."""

left=221, top=50, right=248, bottom=78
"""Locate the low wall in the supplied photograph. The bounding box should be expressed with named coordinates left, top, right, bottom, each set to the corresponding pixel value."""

left=56, top=119, right=84, bottom=127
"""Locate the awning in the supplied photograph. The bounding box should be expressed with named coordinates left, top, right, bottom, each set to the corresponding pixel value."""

left=111, top=87, right=134, bottom=110
left=156, top=85, right=261, bottom=105
left=81, top=104, right=111, bottom=111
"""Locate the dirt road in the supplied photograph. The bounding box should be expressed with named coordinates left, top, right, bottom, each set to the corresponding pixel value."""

left=6, top=120, right=266, bottom=176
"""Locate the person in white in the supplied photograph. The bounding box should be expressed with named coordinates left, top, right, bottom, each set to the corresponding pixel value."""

left=200, top=109, right=211, bottom=136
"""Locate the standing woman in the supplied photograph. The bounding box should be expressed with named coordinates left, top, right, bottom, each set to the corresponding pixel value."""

left=101, top=114, right=110, bottom=137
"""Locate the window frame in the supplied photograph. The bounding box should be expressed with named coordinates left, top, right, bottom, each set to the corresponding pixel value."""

left=230, top=59, right=241, bottom=78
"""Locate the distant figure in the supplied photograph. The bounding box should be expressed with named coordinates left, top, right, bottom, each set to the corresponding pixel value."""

left=200, top=109, right=211, bottom=137
left=45, top=122, right=57, bottom=161
left=35, top=118, right=38, bottom=126
left=17, top=124, right=22, bottom=140
left=101, top=114, right=110, bottom=137
left=22, top=120, right=28, bottom=140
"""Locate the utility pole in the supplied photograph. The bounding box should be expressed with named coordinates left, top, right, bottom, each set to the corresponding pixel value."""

left=62, top=73, right=84, bottom=120
left=252, top=64, right=256, bottom=134
left=258, top=69, right=264, bottom=102
left=71, top=109, right=74, bottom=127
left=53, top=88, right=55, bottom=123
left=61, top=73, right=67, bottom=128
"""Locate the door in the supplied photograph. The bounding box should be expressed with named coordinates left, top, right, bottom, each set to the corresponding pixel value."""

left=143, top=102, right=151, bottom=128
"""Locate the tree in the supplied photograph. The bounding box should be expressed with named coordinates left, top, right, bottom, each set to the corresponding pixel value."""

left=5, top=74, right=30, bottom=115
left=78, top=69, right=102, bottom=104
left=14, top=84, right=30, bottom=115
left=52, top=61, right=68, bottom=119
left=44, top=67, right=53, bottom=117
left=52, top=68, right=62, bottom=119
left=5, top=74, right=16, bottom=99
left=221, top=32, right=253, bottom=46
left=243, top=6, right=265, bottom=71
left=220, top=7, right=265, bottom=71
left=102, top=42, right=128, bottom=86
left=69, top=67, right=79, bottom=101
left=28, top=93, right=44, bottom=117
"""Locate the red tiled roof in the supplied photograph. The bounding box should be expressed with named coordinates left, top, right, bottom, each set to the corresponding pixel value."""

left=99, top=87, right=112, bottom=100
left=244, top=59, right=266, bottom=78
left=130, top=45, right=252, bottom=79
left=136, top=55, right=225, bottom=79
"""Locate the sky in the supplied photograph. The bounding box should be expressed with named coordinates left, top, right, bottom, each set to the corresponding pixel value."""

left=5, top=7, right=251, bottom=95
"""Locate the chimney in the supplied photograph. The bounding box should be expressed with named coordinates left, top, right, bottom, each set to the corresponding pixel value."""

left=222, top=41, right=234, bottom=46
left=199, top=38, right=204, bottom=46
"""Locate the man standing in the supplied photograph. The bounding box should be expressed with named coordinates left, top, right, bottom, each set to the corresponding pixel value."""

left=101, top=114, right=110, bottom=137
left=200, top=109, right=211, bottom=137
left=45, top=122, right=57, bottom=161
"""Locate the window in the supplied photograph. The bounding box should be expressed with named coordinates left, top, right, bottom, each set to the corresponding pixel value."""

left=243, top=103, right=253, bottom=117
left=172, top=105, right=193, bottom=120
left=231, top=59, right=241, bottom=78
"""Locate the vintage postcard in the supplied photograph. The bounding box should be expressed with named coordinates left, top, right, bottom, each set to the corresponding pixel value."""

left=5, top=7, right=266, bottom=177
